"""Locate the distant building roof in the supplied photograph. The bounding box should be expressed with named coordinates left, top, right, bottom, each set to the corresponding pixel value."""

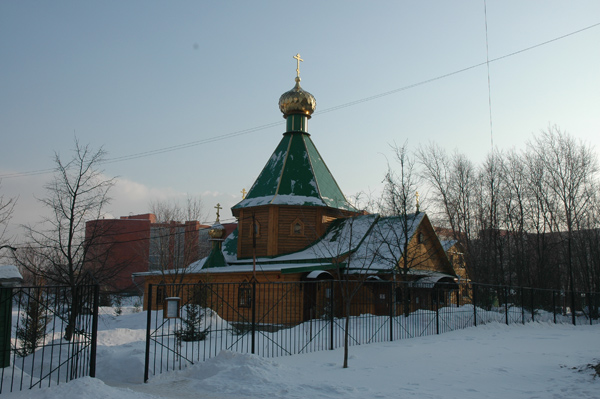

left=0, top=265, right=23, bottom=286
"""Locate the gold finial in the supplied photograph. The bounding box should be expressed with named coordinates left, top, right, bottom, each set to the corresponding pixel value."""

left=214, top=203, right=222, bottom=223
left=416, top=191, right=420, bottom=212
left=293, top=53, right=303, bottom=78
left=241, top=188, right=247, bottom=199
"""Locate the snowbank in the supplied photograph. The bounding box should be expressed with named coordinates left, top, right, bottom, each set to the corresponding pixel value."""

left=5, top=306, right=599, bottom=399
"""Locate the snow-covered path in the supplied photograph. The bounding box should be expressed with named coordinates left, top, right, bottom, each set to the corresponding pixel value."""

left=6, top=319, right=599, bottom=399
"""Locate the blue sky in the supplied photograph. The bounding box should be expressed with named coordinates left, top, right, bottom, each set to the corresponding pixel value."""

left=1, top=1, right=599, bottom=237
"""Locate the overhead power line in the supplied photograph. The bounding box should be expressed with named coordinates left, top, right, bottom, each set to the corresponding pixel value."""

left=483, top=0, right=494, bottom=149
left=2, top=21, right=598, bottom=180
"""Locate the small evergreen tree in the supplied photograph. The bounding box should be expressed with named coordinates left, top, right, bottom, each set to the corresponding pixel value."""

left=174, top=304, right=209, bottom=342
left=113, top=294, right=123, bottom=316
left=16, top=294, right=49, bottom=357
left=133, top=295, right=142, bottom=313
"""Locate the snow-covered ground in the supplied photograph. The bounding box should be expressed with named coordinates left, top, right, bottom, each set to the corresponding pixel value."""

left=5, top=305, right=600, bottom=398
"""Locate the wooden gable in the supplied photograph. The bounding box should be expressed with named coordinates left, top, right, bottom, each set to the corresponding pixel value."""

left=396, top=214, right=456, bottom=277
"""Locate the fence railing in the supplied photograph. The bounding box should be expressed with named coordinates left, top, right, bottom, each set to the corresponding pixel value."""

left=144, top=280, right=599, bottom=382
left=0, top=284, right=99, bottom=394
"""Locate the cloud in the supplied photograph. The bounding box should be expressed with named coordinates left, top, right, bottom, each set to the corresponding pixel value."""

left=1, top=171, right=242, bottom=241
left=0, top=171, right=48, bottom=242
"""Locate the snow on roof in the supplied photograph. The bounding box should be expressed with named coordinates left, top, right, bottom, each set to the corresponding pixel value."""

left=188, top=262, right=336, bottom=275
left=413, top=273, right=457, bottom=287
left=265, top=213, right=379, bottom=262
left=232, top=194, right=328, bottom=209
left=137, top=213, right=430, bottom=277
left=348, top=213, right=425, bottom=271
left=441, top=239, right=458, bottom=252
left=222, top=228, right=238, bottom=263
left=0, top=265, right=23, bottom=283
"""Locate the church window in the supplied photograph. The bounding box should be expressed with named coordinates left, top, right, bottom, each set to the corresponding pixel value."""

left=290, top=217, right=305, bottom=236
left=238, top=283, right=252, bottom=308
left=417, top=232, right=424, bottom=244
left=249, top=219, right=261, bottom=237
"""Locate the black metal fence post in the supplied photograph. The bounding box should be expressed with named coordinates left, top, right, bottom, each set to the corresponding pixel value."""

left=144, top=284, right=153, bottom=383
left=89, top=284, right=99, bottom=378
left=435, top=290, right=439, bottom=334
left=0, top=287, right=12, bottom=369
left=329, top=279, right=334, bottom=350
left=572, top=289, right=577, bottom=326
left=389, top=282, right=394, bottom=341
left=589, top=292, right=593, bottom=326
left=473, top=284, right=477, bottom=327
left=504, top=286, right=509, bottom=325
left=590, top=292, right=598, bottom=326
left=552, top=290, right=557, bottom=324
left=251, top=280, right=256, bottom=355
left=531, top=288, right=535, bottom=322
left=520, top=287, right=525, bottom=325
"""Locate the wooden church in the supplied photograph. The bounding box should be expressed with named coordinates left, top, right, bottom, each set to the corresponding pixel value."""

left=139, top=55, right=459, bottom=321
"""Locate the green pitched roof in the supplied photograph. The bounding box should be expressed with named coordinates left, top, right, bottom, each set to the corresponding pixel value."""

left=232, top=132, right=357, bottom=212
left=202, top=243, right=227, bottom=269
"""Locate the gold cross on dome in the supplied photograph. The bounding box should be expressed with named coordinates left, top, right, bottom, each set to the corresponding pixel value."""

left=293, top=53, right=303, bottom=78
left=241, top=188, right=247, bottom=199
left=416, top=192, right=420, bottom=211
left=214, top=203, right=222, bottom=222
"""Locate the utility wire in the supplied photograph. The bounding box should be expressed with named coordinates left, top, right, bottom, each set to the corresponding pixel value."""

left=2, top=21, right=599, bottom=180
left=484, top=0, right=494, bottom=149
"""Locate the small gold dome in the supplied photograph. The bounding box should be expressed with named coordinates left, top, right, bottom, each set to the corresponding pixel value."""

left=208, top=223, right=225, bottom=239
left=278, top=77, right=316, bottom=119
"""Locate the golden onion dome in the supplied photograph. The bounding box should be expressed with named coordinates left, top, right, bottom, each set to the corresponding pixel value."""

left=278, top=77, right=316, bottom=119
left=208, top=223, right=225, bottom=240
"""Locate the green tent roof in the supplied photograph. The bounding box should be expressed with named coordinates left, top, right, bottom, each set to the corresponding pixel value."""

left=201, top=243, right=227, bottom=269
left=232, top=132, right=357, bottom=212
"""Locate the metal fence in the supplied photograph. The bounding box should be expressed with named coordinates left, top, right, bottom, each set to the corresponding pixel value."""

left=144, top=280, right=599, bottom=382
left=0, top=284, right=99, bottom=393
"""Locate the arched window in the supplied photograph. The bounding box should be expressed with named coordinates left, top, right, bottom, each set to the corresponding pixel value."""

left=238, top=282, right=252, bottom=308
left=249, top=219, right=261, bottom=237
left=290, top=217, right=304, bottom=236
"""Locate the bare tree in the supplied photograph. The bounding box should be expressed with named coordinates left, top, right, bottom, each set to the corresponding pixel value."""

left=380, top=142, right=453, bottom=316
left=417, top=126, right=600, bottom=303
left=528, top=126, right=599, bottom=321
left=499, top=149, right=530, bottom=287
left=309, top=214, right=383, bottom=368
left=13, top=245, right=48, bottom=286
left=381, top=142, right=420, bottom=316
left=417, top=144, right=477, bottom=280
left=147, top=196, right=206, bottom=292
left=0, top=182, right=17, bottom=260
left=416, top=143, right=454, bottom=229
left=22, top=139, right=115, bottom=340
